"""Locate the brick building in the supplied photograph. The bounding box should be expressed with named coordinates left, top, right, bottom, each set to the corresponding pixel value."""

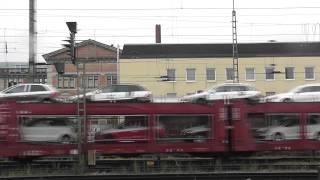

left=43, top=39, right=119, bottom=96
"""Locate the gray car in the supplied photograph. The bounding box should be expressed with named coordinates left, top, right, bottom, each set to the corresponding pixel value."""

left=181, top=83, right=262, bottom=103
left=0, top=83, right=59, bottom=102
left=89, top=84, right=152, bottom=102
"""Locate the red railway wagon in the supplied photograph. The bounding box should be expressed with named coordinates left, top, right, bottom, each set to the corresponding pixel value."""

left=0, top=100, right=320, bottom=159
left=237, top=101, right=320, bottom=151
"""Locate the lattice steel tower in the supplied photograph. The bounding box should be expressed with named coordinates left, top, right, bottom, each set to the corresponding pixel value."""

left=232, top=0, right=239, bottom=83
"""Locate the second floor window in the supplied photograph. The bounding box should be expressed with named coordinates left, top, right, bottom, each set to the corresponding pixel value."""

left=186, top=68, right=196, bottom=81
left=305, top=67, right=315, bottom=80
left=245, top=67, right=255, bottom=81
left=226, top=68, right=234, bottom=81
left=206, top=68, right=216, bottom=81
left=87, top=75, right=99, bottom=88
left=265, top=67, right=275, bottom=80
left=167, top=68, right=176, bottom=81
left=107, top=74, right=117, bottom=86
left=58, top=75, right=76, bottom=89
left=285, top=67, right=295, bottom=80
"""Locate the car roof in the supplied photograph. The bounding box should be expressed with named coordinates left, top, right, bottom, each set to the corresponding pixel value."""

left=215, top=83, right=255, bottom=87
left=10, top=83, right=52, bottom=86
left=3, top=83, right=56, bottom=90
left=297, top=83, right=320, bottom=87
left=109, top=84, right=143, bottom=87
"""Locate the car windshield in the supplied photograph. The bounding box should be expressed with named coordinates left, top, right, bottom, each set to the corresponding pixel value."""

left=2, top=85, right=25, bottom=94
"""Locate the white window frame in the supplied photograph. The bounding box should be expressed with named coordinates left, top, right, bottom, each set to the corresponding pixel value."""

left=206, top=68, right=216, bottom=81
left=265, top=67, right=275, bottom=81
left=245, top=67, right=255, bottom=81
left=305, top=66, right=315, bottom=80
left=167, top=68, right=176, bottom=82
left=58, top=75, right=76, bottom=89
left=226, top=68, right=234, bottom=81
left=285, top=67, right=295, bottom=80
left=186, top=68, right=196, bottom=82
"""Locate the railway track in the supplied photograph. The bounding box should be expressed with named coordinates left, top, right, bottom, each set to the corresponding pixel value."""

left=2, top=171, right=320, bottom=180
left=1, top=151, right=320, bottom=177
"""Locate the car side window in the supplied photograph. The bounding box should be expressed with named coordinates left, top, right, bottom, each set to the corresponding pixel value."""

left=118, top=85, right=129, bottom=92
left=311, top=86, right=320, bottom=92
left=101, top=87, right=113, bottom=93
left=127, top=86, right=136, bottom=92
left=31, top=120, right=50, bottom=127
left=215, top=86, right=226, bottom=92
left=298, top=86, right=312, bottom=93
left=231, top=86, right=246, bottom=91
left=128, top=85, right=144, bottom=91
left=5, top=85, right=25, bottom=94
left=113, top=86, right=124, bottom=92
left=308, top=115, right=319, bottom=125
left=30, top=85, right=47, bottom=92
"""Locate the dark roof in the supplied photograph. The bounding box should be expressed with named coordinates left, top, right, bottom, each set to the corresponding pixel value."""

left=120, top=42, right=320, bottom=59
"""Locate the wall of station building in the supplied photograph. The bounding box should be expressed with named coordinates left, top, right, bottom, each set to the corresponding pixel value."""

left=120, top=56, right=320, bottom=97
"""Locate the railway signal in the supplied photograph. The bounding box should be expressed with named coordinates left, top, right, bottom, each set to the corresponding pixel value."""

left=63, top=22, right=77, bottom=64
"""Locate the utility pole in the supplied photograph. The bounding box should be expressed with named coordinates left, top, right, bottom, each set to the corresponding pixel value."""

left=28, top=0, right=37, bottom=83
left=232, top=0, right=239, bottom=83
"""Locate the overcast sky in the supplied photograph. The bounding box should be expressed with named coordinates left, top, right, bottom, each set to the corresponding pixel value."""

left=1, top=0, right=320, bottom=63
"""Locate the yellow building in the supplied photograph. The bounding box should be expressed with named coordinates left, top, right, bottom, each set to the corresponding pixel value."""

left=120, top=42, right=320, bottom=98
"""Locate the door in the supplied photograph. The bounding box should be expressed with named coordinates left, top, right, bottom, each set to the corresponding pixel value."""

left=27, top=84, right=51, bottom=101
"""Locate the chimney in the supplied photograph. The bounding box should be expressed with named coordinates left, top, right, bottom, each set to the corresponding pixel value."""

left=155, top=24, right=161, bottom=43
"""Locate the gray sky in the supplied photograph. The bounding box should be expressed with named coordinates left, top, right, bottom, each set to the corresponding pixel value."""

left=1, top=0, right=320, bottom=63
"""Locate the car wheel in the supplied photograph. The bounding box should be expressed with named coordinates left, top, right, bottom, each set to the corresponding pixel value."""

left=40, top=98, right=51, bottom=103
left=273, top=133, right=285, bottom=141
left=60, top=135, right=73, bottom=144
left=196, top=98, right=207, bottom=104
left=282, top=98, right=293, bottom=103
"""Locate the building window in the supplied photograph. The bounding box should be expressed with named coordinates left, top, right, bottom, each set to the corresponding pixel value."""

left=285, top=67, right=295, bottom=80
left=58, top=75, right=76, bottom=89
left=8, top=77, right=23, bottom=87
left=305, top=67, right=315, bottom=80
left=87, top=75, right=99, bottom=88
left=265, top=67, right=275, bottom=80
left=206, top=68, right=216, bottom=81
left=186, top=68, right=196, bottom=82
left=167, top=69, right=176, bottom=81
left=245, top=67, right=255, bottom=81
left=107, top=74, right=117, bottom=86
left=226, top=68, right=234, bottom=81
left=34, top=76, right=47, bottom=84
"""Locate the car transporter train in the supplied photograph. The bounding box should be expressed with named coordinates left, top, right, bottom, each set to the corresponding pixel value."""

left=0, top=99, right=319, bottom=162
